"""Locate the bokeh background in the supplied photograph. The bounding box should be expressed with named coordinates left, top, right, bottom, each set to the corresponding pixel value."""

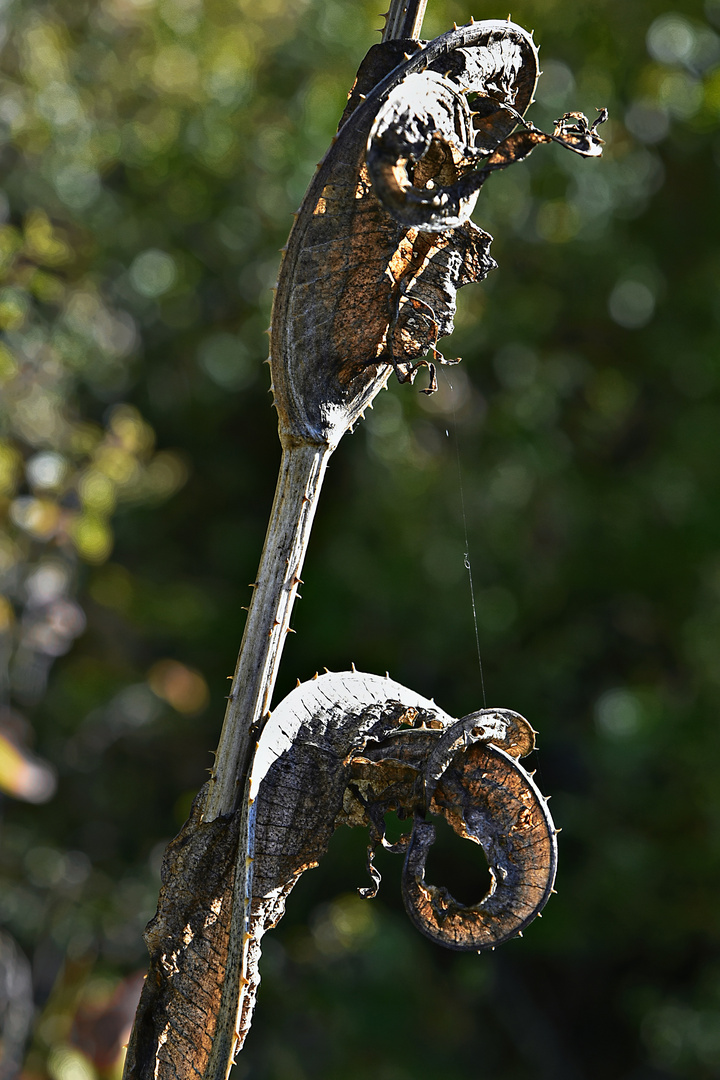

left=0, top=0, right=718, bottom=1076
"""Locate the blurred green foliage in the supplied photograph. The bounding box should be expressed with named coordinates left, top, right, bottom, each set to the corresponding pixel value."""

left=0, top=0, right=719, bottom=1076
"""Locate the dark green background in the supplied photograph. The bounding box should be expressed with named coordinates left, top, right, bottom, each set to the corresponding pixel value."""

left=1, top=0, right=719, bottom=1076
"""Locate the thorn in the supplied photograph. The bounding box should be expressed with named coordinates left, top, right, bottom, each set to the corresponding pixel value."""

left=240, top=605, right=249, bottom=612
left=226, top=676, right=233, bottom=681
left=550, top=888, right=558, bottom=895
left=537, top=912, right=543, bottom=918
left=554, top=827, right=563, bottom=834
left=403, top=51, right=412, bottom=60
left=385, top=671, right=390, bottom=679
left=517, top=930, right=523, bottom=937
left=249, top=582, right=259, bottom=588
left=296, top=678, right=301, bottom=687
left=313, top=671, right=319, bottom=680
left=351, top=661, right=357, bottom=672
left=358, top=93, right=367, bottom=101
left=279, top=245, right=287, bottom=253
left=470, top=14, right=475, bottom=21
left=286, top=627, right=296, bottom=634
left=453, top=21, right=458, bottom=29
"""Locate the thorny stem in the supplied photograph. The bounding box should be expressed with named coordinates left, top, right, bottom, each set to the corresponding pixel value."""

left=204, top=1, right=428, bottom=826
left=383, top=0, right=428, bottom=41
left=204, top=444, right=332, bottom=822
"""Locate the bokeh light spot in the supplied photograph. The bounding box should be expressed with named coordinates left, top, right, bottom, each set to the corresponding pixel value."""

left=647, top=13, right=696, bottom=66
left=71, top=515, right=114, bottom=564
left=26, top=451, right=68, bottom=491
left=595, top=688, right=642, bottom=737
left=129, top=249, right=177, bottom=298
left=608, top=279, right=656, bottom=329
left=148, top=659, right=209, bottom=714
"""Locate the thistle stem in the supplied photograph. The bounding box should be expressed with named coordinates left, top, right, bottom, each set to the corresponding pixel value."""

left=204, top=443, right=332, bottom=822
left=383, top=0, right=428, bottom=41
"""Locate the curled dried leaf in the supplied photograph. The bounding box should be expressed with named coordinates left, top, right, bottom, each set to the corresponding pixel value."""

left=125, top=671, right=557, bottom=1077
left=270, top=21, right=541, bottom=445
left=232, top=671, right=556, bottom=1050
left=271, top=20, right=605, bottom=445
left=366, top=27, right=539, bottom=229
left=402, top=741, right=557, bottom=951
left=366, top=35, right=606, bottom=234
left=425, top=707, right=537, bottom=802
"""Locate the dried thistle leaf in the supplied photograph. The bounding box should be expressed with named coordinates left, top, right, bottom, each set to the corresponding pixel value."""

left=365, top=27, right=539, bottom=230
left=271, top=20, right=605, bottom=440
left=403, top=741, right=557, bottom=951
left=366, top=40, right=606, bottom=228
left=231, top=671, right=557, bottom=1052
left=125, top=671, right=557, bottom=1078
left=270, top=21, right=540, bottom=443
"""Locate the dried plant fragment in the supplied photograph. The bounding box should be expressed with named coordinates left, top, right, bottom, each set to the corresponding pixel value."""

left=225, top=672, right=557, bottom=1056
left=124, top=675, right=555, bottom=1080
left=366, top=37, right=605, bottom=233
left=403, top=741, right=556, bottom=950
left=271, top=20, right=605, bottom=441
left=123, top=788, right=241, bottom=1080
left=271, top=21, right=536, bottom=443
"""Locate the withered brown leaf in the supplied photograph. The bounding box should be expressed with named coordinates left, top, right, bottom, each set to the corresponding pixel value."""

left=271, top=20, right=605, bottom=437
left=229, top=672, right=557, bottom=1052
left=270, top=20, right=540, bottom=443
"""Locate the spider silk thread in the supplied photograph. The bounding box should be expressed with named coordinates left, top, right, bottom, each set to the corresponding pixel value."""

left=444, top=372, right=487, bottom=708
